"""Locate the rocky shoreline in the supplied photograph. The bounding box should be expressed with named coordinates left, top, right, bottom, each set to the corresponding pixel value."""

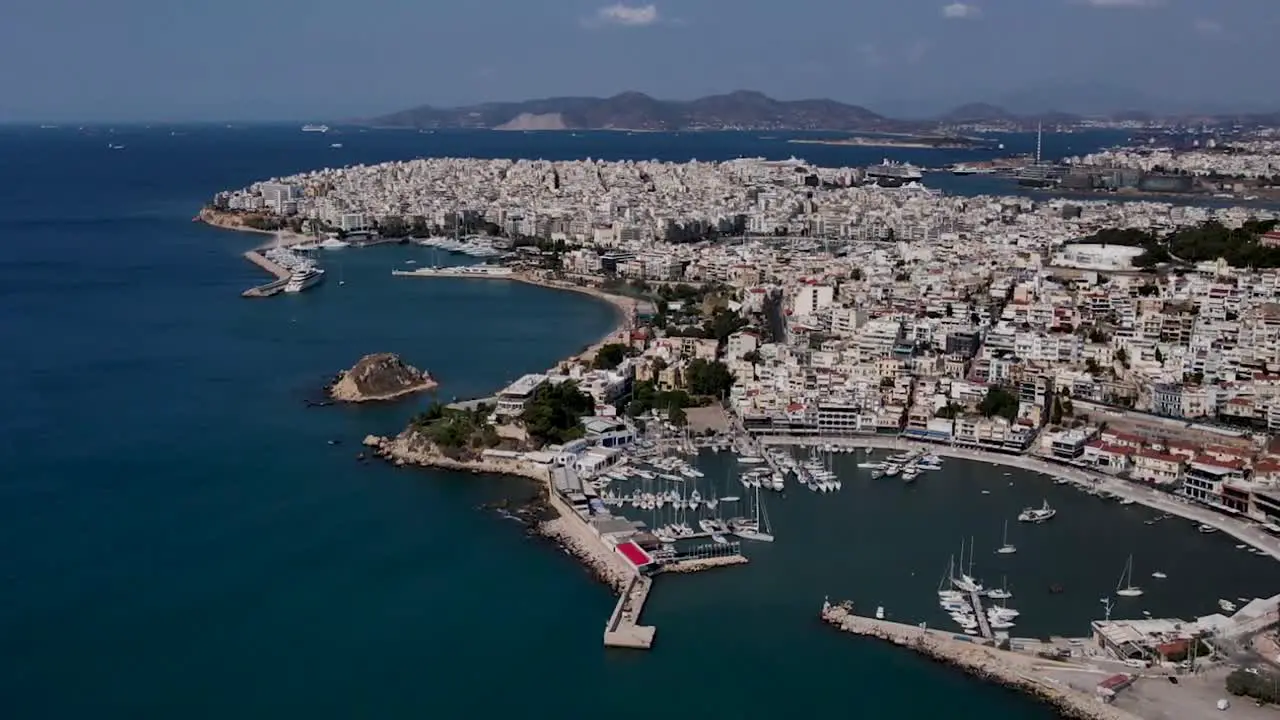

left=821, top=602, right=1141, bottom=720
left=362, top=433, right=633, bottom=593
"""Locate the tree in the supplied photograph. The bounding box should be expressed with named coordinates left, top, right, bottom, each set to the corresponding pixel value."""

left=978, top=387, right=1020, bottom=423
left=1116, top=347, right=1130, bottom=368
left=935, top=403, right=962, bottom=419
left=667, top=404, right=687, bottom=427
left=592, top=343, right=631, bottom=370
left=1154, top=347, right=1164, bottom=364
left=684, top=359, right=734, bottom=398
left=520, top=381, right=594, bottom=446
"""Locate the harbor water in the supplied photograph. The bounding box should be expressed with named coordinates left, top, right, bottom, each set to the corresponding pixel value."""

left=0, top=126, right=1275, bottom=719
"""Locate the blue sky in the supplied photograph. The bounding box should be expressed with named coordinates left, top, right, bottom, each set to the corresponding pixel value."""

left=2, top=0, right=1278, bottom=121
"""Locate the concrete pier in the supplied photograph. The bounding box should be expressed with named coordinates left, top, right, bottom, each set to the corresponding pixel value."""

left=241, top=250, right=291, bottom=298
left=970, top=588, right=993, bottom=639
left=820, top=600, right=1143, bottom=720
left=603, top=575, right=656, bottom=649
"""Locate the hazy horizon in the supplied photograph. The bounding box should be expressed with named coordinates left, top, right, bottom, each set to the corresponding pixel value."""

left=4, top=0, right=1279, bottom=123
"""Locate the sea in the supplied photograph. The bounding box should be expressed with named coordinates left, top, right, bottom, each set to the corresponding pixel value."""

left=1, top=125, right=1277, bottom=719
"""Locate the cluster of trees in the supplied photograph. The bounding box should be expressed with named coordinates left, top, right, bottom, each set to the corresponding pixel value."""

left=978, top=387, right=1020, bottom=423
left=592, top=343, right=634, bottom=371
left=684, top=359, right=734, bottom=398
left=409, top=403, right=499, bottom=452
left=625, top=380, right=693, bottom=425
left=1078, top=220, right=1280, bottom=270
left=520, top=381, right=594, bottom=446
left=1226, top=668, right=1280, bottom=704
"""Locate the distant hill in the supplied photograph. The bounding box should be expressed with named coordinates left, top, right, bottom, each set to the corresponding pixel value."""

left=363, top=90, right=896, bottom=131
left=361, top=90, right=1280, bottom=132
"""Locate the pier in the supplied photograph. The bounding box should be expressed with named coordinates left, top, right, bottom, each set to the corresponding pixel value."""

left=969, top=588, right=993, bottom=639
left=603, top=575, right=656, bottom=649
left=241, top=250, right=291, bottom=298
left=820, top=600, right=1143, bottom=720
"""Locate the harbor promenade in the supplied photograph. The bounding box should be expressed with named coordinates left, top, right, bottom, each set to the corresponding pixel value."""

left=759, top=435, right=1280, bottom=562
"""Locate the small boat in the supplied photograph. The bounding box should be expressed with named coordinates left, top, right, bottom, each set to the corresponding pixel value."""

left=1018, top=500, right=1056, bottom=523
left=1219, top=599, right=1237, bottom=613
left=875, top=606, right=885, bottom=620
left=1151, top=571, right=1167, bottom=579
left=996, top=520, right=1016, bottom=555
left=1197, top=524, right=1218, bottom=534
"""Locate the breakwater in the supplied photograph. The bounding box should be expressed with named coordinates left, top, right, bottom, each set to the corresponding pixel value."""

left=241, top=250, right=291, bottom=297
left=820, top=601, right=1141, bottom=720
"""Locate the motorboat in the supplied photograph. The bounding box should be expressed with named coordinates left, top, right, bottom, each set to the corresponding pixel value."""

left=875, top=606, right=885, bottom=620
left=1017, top=500, right=1056, bottom=523
left=1219, top=599, right=1237, bottom=613
left=1151, top=571, right=1167, bottom=579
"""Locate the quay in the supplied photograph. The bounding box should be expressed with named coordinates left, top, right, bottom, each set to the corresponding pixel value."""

left=241, top=250, right=290, bottom=298
left=603, top=575, right=656, bottom=649
left=819, top=600, right=1144, bottom=720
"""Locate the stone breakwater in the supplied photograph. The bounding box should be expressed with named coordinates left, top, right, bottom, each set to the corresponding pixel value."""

left=537, top=514, right=633, bottom=593
left=820, top=603, right=1142, bottom=720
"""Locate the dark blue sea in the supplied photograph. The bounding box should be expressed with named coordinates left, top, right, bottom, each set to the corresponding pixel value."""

left=1, top=126, right=1276, bottom=719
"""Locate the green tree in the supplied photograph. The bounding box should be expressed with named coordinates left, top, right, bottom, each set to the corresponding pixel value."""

left=978, top=387, right=1020, bottom=423
left=668, top=404, right=687, bottom=427
left=520, top=381, right=594, bottom=446
left=592, top=343, right=631, bottom=370
left=684, top=359, right=734, bottom=397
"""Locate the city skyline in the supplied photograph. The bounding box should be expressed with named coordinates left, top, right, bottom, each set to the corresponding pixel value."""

left=3, top=0, right=1279, bottom=122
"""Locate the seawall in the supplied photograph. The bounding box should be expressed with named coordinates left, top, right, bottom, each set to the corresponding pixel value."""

left=820, top=602, right=1142, bottom=720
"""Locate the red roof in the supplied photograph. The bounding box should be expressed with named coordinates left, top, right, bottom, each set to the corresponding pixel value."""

left=615, top=541, right=652, bottom=568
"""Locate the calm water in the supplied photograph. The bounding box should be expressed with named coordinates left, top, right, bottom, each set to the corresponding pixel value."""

left=0, top=127, right=1274, bottom=719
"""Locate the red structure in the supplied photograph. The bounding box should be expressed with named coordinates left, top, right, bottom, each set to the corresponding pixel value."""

left=615, top=541, right=653, bottom=569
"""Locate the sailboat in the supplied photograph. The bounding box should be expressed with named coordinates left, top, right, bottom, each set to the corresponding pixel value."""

left=1116, top=555, right=1144, bottom=597
left=734, top=486, right=774, bottom=542
left=996, top=520, right=1016, bottom=555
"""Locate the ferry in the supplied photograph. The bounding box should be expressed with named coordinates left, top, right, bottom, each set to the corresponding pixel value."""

left=301, top=124, right=330, bottom=133
left=284, top=267, right=326, bottom=293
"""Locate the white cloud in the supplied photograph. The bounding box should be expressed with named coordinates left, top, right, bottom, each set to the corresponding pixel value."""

left=588, top=3, right=660, bottom=27
left=1193, top=18, right=1223, bottom=34
left=1079, top=0, right=1163, bottom=7
left=942, top=3, right=981, bottom=19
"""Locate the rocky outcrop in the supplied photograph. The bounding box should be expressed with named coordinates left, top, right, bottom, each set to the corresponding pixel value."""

left=329, top=353, right=437, bottom=403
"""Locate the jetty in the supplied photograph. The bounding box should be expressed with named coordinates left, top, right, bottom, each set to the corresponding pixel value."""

left=819, top=600, right=1143, bottom=720
left=241, top=250, right=290, bottom=297
left=969, top=588, right=993, bottom=639
left=603, top=575, right=656, bottom=649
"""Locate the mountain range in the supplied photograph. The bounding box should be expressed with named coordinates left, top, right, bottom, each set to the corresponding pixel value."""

left=361, top=90, right=1280, bottom=131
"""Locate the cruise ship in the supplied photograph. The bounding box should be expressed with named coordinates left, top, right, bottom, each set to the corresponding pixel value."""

left=284, top=266, right=326, bottom=292
left=863, top=159, right=924, bottom=186
left=301, top=124, right=330, bottom=133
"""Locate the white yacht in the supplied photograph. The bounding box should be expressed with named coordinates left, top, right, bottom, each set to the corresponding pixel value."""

left=1219, top=599, right=1237, bottom=613
left=318, top=237, right=349, bottom=250
left=301, top=124, right=330, bottom=132
left=284, top=267, right=325, bottom=293
left=1017, top=500, right=1056, bottom=523
left=1115, top=555, right=1144, bottom=598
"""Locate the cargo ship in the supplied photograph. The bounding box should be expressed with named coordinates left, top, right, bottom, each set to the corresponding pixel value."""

left=301, top=124, right=330, bottom=133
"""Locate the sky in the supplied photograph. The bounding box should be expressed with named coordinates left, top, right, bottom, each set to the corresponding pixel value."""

left=2, top=0, right=1279, bottom=121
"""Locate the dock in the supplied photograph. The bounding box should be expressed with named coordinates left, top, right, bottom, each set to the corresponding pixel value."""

left=970, top=588, right=993, bottom=639
left=241, top=250, right=291, bottom=298
left=603, top=575, right=656, bottom=649
left=820, top=600, right=1142, bottom=720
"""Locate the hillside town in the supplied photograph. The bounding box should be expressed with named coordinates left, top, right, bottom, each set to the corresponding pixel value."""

left=1069, top=138, right=1280, bottom=181
left=214, top=157, right=1280, bottom=533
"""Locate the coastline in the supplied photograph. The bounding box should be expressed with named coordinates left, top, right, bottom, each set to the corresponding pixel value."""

left=508, top=273, right=636, bottom=363
left=788, top=138, right=982, bottom=150
left=196, top=207, right=313, bottom=248
left=820, top=602, right=1143, bottom=720
left=760, top=434, right=1280, bottom=562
